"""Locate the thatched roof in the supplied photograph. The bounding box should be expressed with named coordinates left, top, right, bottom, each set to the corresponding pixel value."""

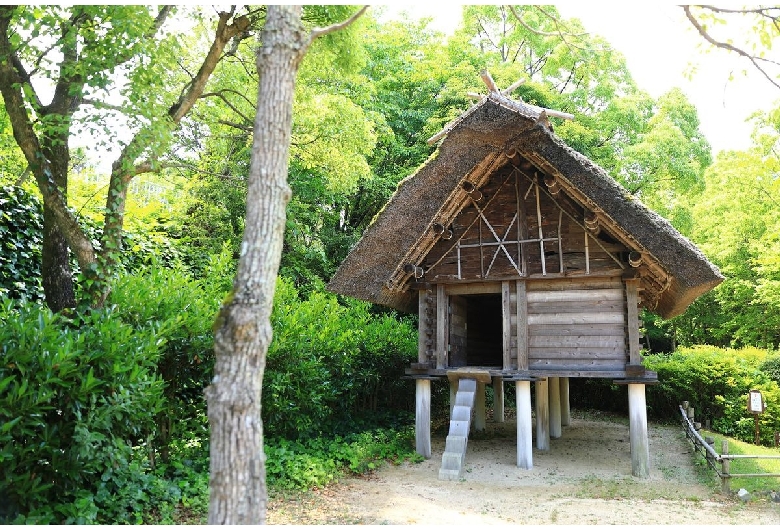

left=328, top=92, right=723, bottom=319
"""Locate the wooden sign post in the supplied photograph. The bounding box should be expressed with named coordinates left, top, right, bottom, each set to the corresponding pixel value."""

left=747, top=389, right=765, bottom=445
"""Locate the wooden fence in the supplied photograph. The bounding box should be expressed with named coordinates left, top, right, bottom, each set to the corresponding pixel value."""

left=679, top=403, right=780, bottom=494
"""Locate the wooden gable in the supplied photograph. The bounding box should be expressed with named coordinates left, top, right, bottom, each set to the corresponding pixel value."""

left=420, top=160, right=630, bottom=284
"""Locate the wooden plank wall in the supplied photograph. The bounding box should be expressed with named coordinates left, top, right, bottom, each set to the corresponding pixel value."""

left=524, top=277, right=629, bottom=372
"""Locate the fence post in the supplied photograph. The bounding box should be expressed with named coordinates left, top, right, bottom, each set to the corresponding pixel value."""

left=721, top=439, right=730, bottom=495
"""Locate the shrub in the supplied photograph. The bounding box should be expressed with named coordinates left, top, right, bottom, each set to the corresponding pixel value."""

left=265, top=426, right=420, bottom=490
left=107, top=248, right=234, bottom=462
left=0, top=299, right=166, bottom=522
left=264, top=278, right=417, bottom=439
left=0, top=185, right=43, bottom=302
left=645, top=346, right=780, bottom=445
left=759, top=354, right=780, bottom=385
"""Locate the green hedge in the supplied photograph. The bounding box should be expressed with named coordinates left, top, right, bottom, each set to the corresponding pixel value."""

left=0, top=299, right=166, bottom=523
left=264, top=278, right=418, bottom=439
left=645, top=346, right=780, bottom=445
left=567, top=346, right=780, bottom=446
left=1, top=248, right=419, bottom=521
left=107, top=253, right=231, bottom=461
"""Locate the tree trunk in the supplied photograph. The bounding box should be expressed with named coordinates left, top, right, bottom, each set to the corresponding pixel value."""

left=41, top=199, right=76, bottom=311
left=40, top=141, right=76, bottom=311
left=205, top=5, right=366, bottom=522
left=205, top=5, right=306, bottom=524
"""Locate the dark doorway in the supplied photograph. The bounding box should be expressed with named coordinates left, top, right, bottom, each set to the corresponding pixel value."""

left=465, top=294, right=502, bottom=366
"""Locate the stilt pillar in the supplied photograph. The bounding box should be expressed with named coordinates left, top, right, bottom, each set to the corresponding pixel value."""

left=516, top=380, right=533, bottom=469
left=535, top=379, right=549, bottom=450
left=628, top=383, right=650, bottom=477
left=560, top=377, right=570, bottom=426
left=415, top=379, right=431, bottom=458
left=549, top=376, right=562, bottom=439
left=493, top=377, right=505, bottom=423
left=474, top=381, right=486, bottom=432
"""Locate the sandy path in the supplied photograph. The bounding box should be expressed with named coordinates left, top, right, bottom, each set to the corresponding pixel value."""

left=267, top=412, right=780, bottom=525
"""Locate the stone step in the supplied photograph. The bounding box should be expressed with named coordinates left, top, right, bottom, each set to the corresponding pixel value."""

left=455, top=392, right=475, bottom=407
left=439, top=377, right=480, bottom=481
left=445, top=435, right=467, bottom=454
left=451, top=405, right=471, bottom=421
left=449, top=419, right=470, bottom=437
left=440, top=451, right=464, bottom=471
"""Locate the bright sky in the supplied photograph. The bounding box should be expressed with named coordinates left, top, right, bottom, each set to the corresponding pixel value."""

left=378, top=3, right=779, bottom=155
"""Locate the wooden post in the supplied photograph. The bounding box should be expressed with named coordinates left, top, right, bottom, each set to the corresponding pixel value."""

left=493, top=377, right=505, bottom=423
left=625, top=279, right=641, bottom=366
left=516, top=380, right=533, bottom=469
left=549, top=376, right=562, bottom=439
left=436, top=284, right=448, bottom=369
left=721, top=440, right=730, bottom=494
left=535, top=379, right=550, bottom=450
left=516, top=280, right=528, bottom=370
left=560, top=377, right=570, bottom=426
left=628, top=383, right=650, bottom=478
left=502, top=281, right=512, bottom=369
left=418, top=290, right=430, bottom=363
left=474, top=381, right=486, bottom=432
left=415, top=379, right=431, bottom=458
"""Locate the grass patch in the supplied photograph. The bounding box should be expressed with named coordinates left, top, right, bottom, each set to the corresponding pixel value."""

left=699, top=430, right=780, bottom=493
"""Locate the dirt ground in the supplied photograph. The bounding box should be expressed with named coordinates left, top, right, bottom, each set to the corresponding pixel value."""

left=267, top=411, right=780, bottom=525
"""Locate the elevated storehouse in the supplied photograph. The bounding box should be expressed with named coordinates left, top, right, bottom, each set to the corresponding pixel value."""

left=328, top=85, right=723, bottom=479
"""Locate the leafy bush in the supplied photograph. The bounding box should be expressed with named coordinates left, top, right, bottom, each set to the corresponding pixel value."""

left=107, top=248, right=234, bottom=461
left=0, top=185, right=43, bottom=302
left=645, top=346, right=780, bottom=445
left=264, top=278, right=417, bottom=440
left=0, top=184, right=181, bottom=307
left=568, top=346, right=780, bottom=446
left=265, top=426, right=421, bottom=490
left=759, top=354, right=780, bottom=385
left=0, top=299, right=166, bottom=523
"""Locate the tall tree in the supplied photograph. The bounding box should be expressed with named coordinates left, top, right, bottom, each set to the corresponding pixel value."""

left=205, top=5, right=366, bottom=524
left=0, top=5, right=252, bottom=309
left=165, top=6, right=376, bottom=283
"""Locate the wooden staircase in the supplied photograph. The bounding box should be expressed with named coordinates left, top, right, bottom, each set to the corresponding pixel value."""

left=438, top=377, right=477, bottom=481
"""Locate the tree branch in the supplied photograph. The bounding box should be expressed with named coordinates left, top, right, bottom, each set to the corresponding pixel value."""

left=508, top=5, right=589, bottom=54
left=218, top=119, right=252, bottom=132
left=475, top=14, right=501, bottom=55
left=81, top=98, right=126, bottom=112
left=169, top=11, right=251, bottom=123
left=201, top=89, right=255, bottom=124
left=14, top=165, right=31, bottom=186
left=310, top=5, right=368, bottom=40
left=683, top=5, right=780, bottom=91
